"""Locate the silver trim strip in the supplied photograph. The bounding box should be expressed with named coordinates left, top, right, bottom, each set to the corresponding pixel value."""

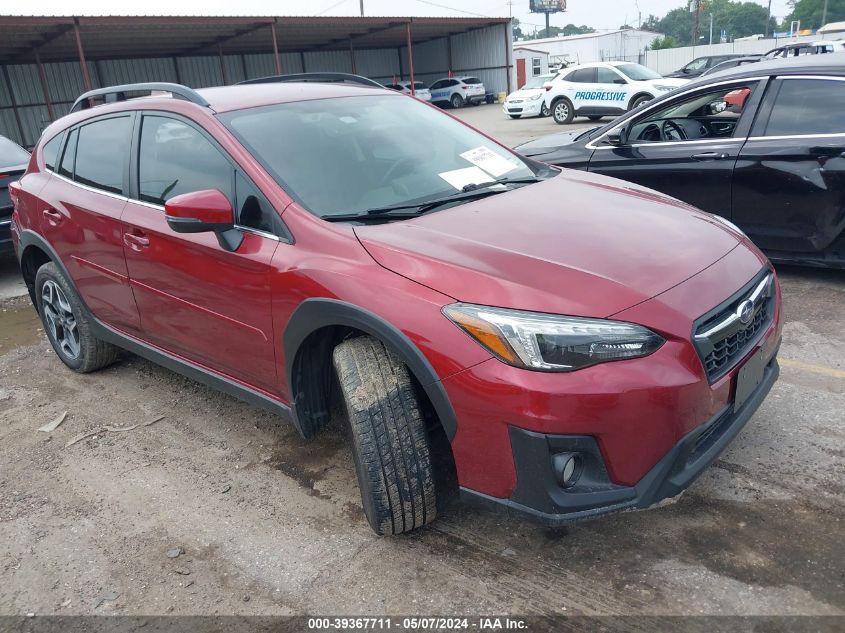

left=585, top=75, right=767, bottom=151
left=745, top=132, right=845, bottom=142
left=53, top=173, right=281, bottom=242
left=694, top=275, right=772, bottom=342
left=0, top=219, right=11, bottom=226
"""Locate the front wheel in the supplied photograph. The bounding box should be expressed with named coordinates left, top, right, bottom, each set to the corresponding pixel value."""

left=333, top=336, right=437, bottom=535
left=552, top=98, right=574, bottom=125
left=35, top=262, right=120, bottom=373
left=540, top=103, right=550, bottom=117
left=450, top=94, right=464, bottom=109
left=630, top=95, right=652, bottom=111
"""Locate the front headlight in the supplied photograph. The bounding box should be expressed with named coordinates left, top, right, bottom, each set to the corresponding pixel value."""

left=528, top=93, right=543, bottom=101
left=443, top=303, right=664, bottom=372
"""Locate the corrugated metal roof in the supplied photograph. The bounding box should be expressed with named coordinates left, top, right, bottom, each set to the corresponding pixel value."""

left=0, top=15, right=510, bottom=63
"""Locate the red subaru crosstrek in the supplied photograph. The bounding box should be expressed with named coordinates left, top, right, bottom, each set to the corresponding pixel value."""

left=9, top=77, right=782, bottom=535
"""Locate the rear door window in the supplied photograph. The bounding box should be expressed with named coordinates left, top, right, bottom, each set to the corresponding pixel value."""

left=74, top=116, right=131, bottom=194
left=137, top=115, right=233, bottom=206
left=567, top=68, right=597, bottom=83
left=58, top=128, right=78, bottom=179
left=764, top=78, right=845, bottom=137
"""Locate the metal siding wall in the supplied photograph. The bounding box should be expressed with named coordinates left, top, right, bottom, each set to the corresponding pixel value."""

left=17, top=105, right=50, bottom=147
left=97, top=58, right=177, bottom=86
left=303, top=50, right=353, bottom=74
left=355, top=48, right=401, bottom=82
left=176, top=56, right=223, bottom=88
left=0, top=109, right=21, bottom=144
left=451, top=25, right=505, bottom=72
left=222, top=55, right=245, bottom=84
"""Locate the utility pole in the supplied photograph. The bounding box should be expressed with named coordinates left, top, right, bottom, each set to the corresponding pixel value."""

left=359, top=0, right=364, bottom=17
left=822, top=0, right=829, bottom=27
left=766, top=0, right=772, bottom=37
left=709, top=13, right=714, bottom=45
left=691, top=0, right=701, bottom=46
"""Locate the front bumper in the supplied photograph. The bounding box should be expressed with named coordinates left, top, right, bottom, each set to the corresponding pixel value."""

left=461, top=347, right=779, bottom=523
left=503, top=100, right=543, bottom=116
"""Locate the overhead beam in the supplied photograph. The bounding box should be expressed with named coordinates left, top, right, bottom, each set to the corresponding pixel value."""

left=312, top=21, right=408, bottom=51
left=6, top=24, right=74, bottom=63
left=175, top=21, right=272, bottom=56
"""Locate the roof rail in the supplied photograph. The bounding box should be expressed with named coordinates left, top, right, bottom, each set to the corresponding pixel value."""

left=237, top=72, right=384, bottom=88
left=70, top=82, right=210, bottom=113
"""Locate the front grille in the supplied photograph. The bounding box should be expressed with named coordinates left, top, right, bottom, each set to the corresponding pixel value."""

left=693, top=270, right=774, bottom=382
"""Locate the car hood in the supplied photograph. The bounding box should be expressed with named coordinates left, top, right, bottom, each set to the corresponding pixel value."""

left=515, top=128, right=597, bottom=156
left=506, top=88, right=543, bottom=100
left=641, top=77, right=689, bottom=88
left=354, top=171, right=742, bottom=318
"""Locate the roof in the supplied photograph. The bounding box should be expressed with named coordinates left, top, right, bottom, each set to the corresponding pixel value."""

left=515, top=28, right=661, bottom=47
left=818, top=21, right=845, bottom=33
left=0, top=15, right=510, bottom=63
left=512, top=46, right=550, bottom=55
left=689, top=54, right=845, bottom=83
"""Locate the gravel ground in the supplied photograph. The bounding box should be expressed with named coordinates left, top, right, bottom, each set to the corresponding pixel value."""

left=0, top=105, right=842, bottom=618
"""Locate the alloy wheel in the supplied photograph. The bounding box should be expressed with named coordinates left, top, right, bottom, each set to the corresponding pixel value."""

left=554, top=102, right=570, bottom=121
left=41, top=280, right=81, bottom=360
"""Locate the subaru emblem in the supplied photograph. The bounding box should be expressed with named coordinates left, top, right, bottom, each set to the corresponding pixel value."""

left=737, top=300, right=755, bottom=325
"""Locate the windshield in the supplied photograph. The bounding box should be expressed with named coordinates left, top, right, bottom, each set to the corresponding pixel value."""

left=616, top=63, right=662, bottom=81
left=0, top=137, right=30, bottom=169
left=220, top=94, right=535, bottom=217
left=521, top=75, right=554, bottom=89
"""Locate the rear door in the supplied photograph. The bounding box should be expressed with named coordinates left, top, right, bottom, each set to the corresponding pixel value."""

left=121, top=113, right=281, bottom=392
left=36, top=114, right=141, bottom=331
left=733, top=75, right=845, bottom=257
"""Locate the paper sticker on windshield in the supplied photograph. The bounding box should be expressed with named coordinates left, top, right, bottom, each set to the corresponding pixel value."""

left=438, top=166, right=494, bottom=191
left=460, top=147, right=518, bottom=178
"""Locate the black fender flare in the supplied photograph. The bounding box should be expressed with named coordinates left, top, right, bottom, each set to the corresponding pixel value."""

left=283, top=298, right=459, bottom=441
left=16, top=229, right=73, bottom=308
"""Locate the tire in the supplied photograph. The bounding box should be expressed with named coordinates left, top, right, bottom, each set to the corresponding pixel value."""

left=508, top=114, right=521, bottom=119
left=552, top=98, right=574, bottom=124
left=630, top=95, right=652, bottom=111
left=333, top=336, right=437, bottom=535
left=450, top=93, right=464, bottom=109
left=540, top=103, right=550, bottom=117
left=35, top=262, right=120, bottom=373
left=588, top=115, right=603, bottom=122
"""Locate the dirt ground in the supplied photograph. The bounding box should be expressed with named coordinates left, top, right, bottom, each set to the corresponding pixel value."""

left=0, top=106, right=843, bottom=618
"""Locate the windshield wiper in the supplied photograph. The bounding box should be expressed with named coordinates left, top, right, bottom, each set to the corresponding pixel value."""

left=321, top=176, right=544, bottom=222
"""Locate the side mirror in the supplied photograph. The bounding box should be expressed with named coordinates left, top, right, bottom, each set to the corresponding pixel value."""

left=165, top=189, right=243, bottom=252
left=607, top=126, right=628, bottom=146
left=613, top=78, right=627, bottom=84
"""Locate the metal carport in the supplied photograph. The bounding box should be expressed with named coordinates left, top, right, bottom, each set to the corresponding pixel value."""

left=0, top=14, right=513, bottom=147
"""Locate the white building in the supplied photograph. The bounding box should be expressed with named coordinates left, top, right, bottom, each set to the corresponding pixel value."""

left=514, top=29, right=662, bottom=67
left=512, top=47, right=550, bottom=88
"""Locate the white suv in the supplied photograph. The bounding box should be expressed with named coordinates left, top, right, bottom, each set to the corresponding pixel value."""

left=386, top=80, right=432, bottom=102
left=544, top=61, right=688, bottom=124
left=429, top=76, right=486, bottom=108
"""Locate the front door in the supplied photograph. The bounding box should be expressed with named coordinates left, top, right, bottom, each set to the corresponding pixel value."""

left=733, top=76, right=845, bottom=257
left=587, top=79, right=763, bottom=219
left=37, top=115, right=141, bottom=332
left=121, top=113, right=281, bottom=393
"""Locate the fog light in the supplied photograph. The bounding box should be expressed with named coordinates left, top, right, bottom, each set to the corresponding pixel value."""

left=552, top=452, right=581, bottom=488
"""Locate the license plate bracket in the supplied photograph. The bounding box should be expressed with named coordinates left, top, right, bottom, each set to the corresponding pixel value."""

left=735, top=349, right=764, bottom=410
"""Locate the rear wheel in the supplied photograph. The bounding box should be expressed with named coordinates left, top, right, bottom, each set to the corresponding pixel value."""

left=35, top=262, right=120, bottom=373
left=333, top=336, right=437, bottom=535
left=450, top=93, right=464, bottom=109
left=552, top=98, right=574, bottom=125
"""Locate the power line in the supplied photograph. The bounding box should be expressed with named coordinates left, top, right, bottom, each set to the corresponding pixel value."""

left=317, top=0, right=351, bottom=16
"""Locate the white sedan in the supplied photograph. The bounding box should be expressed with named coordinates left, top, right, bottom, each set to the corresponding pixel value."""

left=544, top=61, right=688, bottom=124
left=502, top=73, right=557, bottom=119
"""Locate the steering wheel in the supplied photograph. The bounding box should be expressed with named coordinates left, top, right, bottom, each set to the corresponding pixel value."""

left=379, top=158, right=417, bottom=187
left=662, top=119, right=687, bottom=142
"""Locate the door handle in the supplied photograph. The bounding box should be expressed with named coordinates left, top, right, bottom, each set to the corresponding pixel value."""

left=123, top=232, right=150, bottom=250
left=43, top=208, right=62, bottom=226
left=691, top=152, right=730, bottom=161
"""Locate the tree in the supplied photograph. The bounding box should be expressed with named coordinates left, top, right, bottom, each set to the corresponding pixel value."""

left=645, top=1, right=776, bottom=46
left=619, top=23, right=634, bottom=29
left=512, top=17, right=524, bottom=41
left=650, top=35, right=680, bottom=49
left=785, top=0, right=845, bottom=29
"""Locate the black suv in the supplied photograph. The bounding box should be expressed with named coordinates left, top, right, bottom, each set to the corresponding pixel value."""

left=664, top=55, right=743, bottom=78
left=516, top=57, right=845, bottom=268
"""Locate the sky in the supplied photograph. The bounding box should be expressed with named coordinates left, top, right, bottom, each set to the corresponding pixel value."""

left=6, top=0, right=793, bottom=32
